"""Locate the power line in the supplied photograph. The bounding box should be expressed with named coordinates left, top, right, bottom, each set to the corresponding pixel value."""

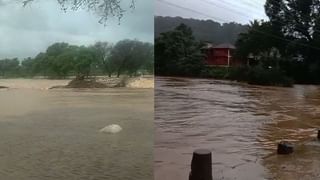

left=201, top=0, right=320, bottom=36
left=156, top=0, right=226, bottom=23
left=200, top=0, right=264, bottom=20
left=156, top=0, right=320, bottom=51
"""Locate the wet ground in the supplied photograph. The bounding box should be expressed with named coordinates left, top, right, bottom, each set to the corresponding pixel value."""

left=0, top=79, right=153, bottom=180
left=155, top=77, right=320, bottom=180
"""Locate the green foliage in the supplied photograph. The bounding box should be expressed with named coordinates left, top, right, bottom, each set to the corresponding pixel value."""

left=155, top=23, right=205, bottom=76
left=234, top=0, right=320, bottom=84
left=91, top=42, right=113, bottom=76
left=110, top=39, right=154, bottom=77
left=73, top=46, right=96, bottom=77
left=245, top=66, right=293, bottom=87
left=202, top=66, right=293, bottom=87
left=200, top=67, right=229, bottom=79
left=0, top=58, right=20, bottom=77
left=235, top=20, right=285, bottom=59
left=0, top=40, right=153, bottom=79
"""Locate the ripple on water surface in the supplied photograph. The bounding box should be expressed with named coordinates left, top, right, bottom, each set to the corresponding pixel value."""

left=155, top=77, right=320, bottom=180
left=0, top=79, right=153, bottom=180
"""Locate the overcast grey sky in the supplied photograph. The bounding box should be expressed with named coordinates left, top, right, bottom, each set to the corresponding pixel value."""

left=0, top=0, right=153, bottom=59
left=156, top=0, right=268, bottom=24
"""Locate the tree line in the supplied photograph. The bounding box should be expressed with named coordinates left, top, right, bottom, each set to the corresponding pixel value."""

left=0, top=39, right=154, bottom=79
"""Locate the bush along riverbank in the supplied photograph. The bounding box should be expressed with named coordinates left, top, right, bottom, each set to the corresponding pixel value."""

left=200, top=65, right=294, bottom=87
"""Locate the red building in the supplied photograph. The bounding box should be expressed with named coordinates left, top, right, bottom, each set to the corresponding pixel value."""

left=203, top=43, right=237, bottom=67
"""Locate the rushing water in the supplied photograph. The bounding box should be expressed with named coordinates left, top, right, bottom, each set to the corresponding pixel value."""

left=155, top=77, right=320, bottom=180
left=0, top=79, right=153, bottom=180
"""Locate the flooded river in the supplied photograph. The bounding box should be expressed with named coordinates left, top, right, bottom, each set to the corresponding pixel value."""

left=0, top=79, right=153, bottom=180
left=155, top=77, right=320, bottom=180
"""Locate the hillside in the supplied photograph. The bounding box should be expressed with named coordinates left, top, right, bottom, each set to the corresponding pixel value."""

left=155, top=16, right=249, bottom=44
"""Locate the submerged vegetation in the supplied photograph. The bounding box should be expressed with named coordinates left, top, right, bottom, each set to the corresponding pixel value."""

left=0, top=39, right=154, bottom=79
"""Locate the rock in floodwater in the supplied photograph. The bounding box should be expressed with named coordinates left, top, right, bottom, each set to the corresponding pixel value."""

left=99, top=124, right=122, bottom=134
left=0, top=86, right=8, bottom=89
left=277, top=141, right=294, bottom=155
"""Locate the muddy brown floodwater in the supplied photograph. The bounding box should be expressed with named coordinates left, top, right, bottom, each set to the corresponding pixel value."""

left=155, top=77, right=320, bottom=180
left=0, top=79, right=153, bottom=180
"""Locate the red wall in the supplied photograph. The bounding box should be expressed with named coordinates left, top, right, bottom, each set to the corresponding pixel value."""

left=205, top=48, right=229, bottom=66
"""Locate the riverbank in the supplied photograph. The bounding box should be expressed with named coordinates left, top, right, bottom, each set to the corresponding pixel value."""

left=158, top=66, right=295, bottom=87
left=0, top=76, right=154, bottom=89
left=54, top=76, right=154, bottom=89
left=205, top=66, right=294, bottom=87
left=159, top=67, right=294, bottom=87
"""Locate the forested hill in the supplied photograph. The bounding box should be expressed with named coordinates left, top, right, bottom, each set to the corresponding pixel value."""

left=155, top=16, right=249, bottom=44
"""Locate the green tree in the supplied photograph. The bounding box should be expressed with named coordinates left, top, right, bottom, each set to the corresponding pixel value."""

left=124, top=41, right=154, bottom=76
left=92, top=42, right=113, bottom=77
left=263, top=0, right=320, bottom=83
left=0, top=58, right=20, bottom=77
left=110, top=39, right=153, bottom=77
left=32, top=52, right=49, bottom=76
left=155, top=23, right=205, bottom=76
left=265, top=0, right=320, bottom=63
left=73, top=46, right=96, bottom=78
left=235, top=20, right=285, bottom=61
left=21, top=57, right=34, bottom=76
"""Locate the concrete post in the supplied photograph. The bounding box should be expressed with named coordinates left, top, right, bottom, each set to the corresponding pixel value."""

left=189, top=149, right=212, bottom=180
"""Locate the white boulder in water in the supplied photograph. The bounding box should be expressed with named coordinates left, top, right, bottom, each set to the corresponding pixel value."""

left=100, top=124, right=122, bottom=134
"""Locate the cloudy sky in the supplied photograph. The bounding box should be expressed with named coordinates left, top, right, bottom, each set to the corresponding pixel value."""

left=0, top=0, right=153, bottom=59
left=156, top=0, right=268, bottom=24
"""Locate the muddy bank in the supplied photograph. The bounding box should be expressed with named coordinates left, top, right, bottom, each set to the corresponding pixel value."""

left=126, top=77, right=154, bottom=88
left=96, top=76, right=154, bottom=88
left=50, top=76, right=154, bottom=89
left=66, top=78, right=107, bottom=88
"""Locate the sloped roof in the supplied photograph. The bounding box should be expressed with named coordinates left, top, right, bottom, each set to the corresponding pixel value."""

left=202, top=42, right=214, bottom=49
left=213, top=43, right=236, bottom=49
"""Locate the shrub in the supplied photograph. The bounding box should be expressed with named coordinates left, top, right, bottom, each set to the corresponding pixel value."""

left=201, top=67, right=229, bottom=79
left=201, top=65, right=293, bottom=87
left=246, top=65, right=293, bottom=87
